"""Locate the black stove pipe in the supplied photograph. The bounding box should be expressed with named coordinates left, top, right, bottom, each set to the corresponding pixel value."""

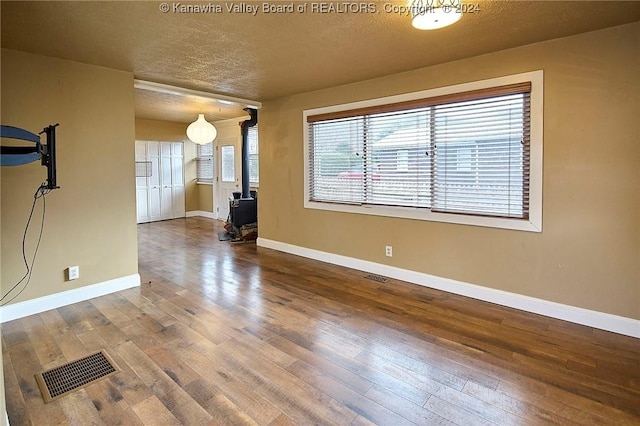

left=240, top=108, right=258, bottom=199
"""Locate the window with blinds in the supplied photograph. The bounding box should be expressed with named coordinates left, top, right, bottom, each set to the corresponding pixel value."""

left=196, top=142, right=213, bottom=183
left=304, top=72, right=543, bottom=231
left=248, top=127, right=259, bottom=184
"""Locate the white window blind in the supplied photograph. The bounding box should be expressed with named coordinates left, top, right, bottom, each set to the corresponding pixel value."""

left=196, top=142, right=213, bottom=183
left=307, top=83, right=530, bottom=219
left=248, top=127, right=259, bottom=184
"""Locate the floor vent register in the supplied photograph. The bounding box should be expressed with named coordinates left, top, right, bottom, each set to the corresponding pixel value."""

left=35, top=350, right=120, bottom=403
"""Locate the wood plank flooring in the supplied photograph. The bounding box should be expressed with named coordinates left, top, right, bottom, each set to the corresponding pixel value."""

left=3, top=217, right=639, bottom=425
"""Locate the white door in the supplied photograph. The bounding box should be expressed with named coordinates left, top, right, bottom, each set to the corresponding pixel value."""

left=160, top=143, right=174, bottom=220
left=217, top=142, right=239, bottom=221
left=135, top=141, right=150, bottom=223
left=147, top=142, right=163, bottom=222
left=171, top=142, right=185, bottom=218
left=135, top=141, right=185, bottom=223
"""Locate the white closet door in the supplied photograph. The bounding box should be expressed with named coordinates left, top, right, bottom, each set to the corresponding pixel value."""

left=135, top=141, right=150, bottom=223
left=171, top=142, right=185, bottom=218
left=147, top=142, right=163, bottom=222
left=160, top=143, right=174, bottom=220
left=135, top=141, right=185, bottom=223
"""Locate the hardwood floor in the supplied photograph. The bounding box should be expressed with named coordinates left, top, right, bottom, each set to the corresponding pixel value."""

left=3, top=217, right=640, bottom=425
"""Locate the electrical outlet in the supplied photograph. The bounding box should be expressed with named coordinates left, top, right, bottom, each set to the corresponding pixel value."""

left=67, top=266, right=80, bottom=281
left=385, top=246, right=393, bottom=257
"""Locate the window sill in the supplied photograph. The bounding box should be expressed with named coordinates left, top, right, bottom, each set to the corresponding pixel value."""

left=304, top=200, right=542, bottom=233
left=196, top=181, right=213, bottom=186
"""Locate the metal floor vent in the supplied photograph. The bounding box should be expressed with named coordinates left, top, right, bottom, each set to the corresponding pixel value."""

left=364, top=273, right=388, bottom=283
left=35, top=350, right=120, bottom=403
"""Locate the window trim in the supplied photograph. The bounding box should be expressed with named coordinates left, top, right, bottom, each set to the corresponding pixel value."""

left=303, top=70, right=543, bottom=232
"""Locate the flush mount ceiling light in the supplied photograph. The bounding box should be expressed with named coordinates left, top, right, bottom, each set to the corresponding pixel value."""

left=186, top=114, right=217, bottom=145
left=411, top=0, right=462, bottom=30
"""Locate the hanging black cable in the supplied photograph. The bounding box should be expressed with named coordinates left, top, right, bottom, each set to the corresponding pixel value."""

left=1, top=183, right=49, bottom=305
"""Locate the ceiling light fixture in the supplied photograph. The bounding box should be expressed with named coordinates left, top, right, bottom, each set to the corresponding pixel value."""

left=411, top=0, right=462, bottom=30
left=186, top=114, right=217, bottom=145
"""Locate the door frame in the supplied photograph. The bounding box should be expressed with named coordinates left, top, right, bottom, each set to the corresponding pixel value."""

left=214, top=136, right=241, bottom=220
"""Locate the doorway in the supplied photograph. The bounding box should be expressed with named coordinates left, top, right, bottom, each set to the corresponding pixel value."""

left=215, top=138, right=240, bottom=221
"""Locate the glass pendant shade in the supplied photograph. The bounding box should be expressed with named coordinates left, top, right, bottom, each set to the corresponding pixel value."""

left=186, top=114, right=217, bottom=145
left=411, top=0, right=462, bottom=30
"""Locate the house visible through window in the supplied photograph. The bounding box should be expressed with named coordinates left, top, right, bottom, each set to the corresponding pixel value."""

left=248, top=126, right=259, bottom=185
left=196, top=142, right=213, bottom=183
left=304, top=71, right=543, bottom=232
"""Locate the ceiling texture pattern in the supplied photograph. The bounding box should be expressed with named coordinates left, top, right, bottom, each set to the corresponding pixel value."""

left=2, top=1, right=639, bottom=123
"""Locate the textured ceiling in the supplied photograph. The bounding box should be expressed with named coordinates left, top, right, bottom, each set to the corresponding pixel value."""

left=2, top=1, right=639, bottom=123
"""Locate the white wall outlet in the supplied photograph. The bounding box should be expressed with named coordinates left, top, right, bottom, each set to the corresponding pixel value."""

left=67, top=266, right=80, bottom=281
left=385, top=246, right=393, bottom=257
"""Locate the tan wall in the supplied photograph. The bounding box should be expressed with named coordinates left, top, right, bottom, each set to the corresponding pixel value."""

left=258, top=23, right=640, bottom=320
left=134, top=118, right=199, bottom=212
left=0, top=349, right=3, bottom=426
left=198, top=184, right=214, bottom=213
left=1, top=49, right=138, bottom=303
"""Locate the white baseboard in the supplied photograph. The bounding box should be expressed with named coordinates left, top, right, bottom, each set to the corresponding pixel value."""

left=0, top=274, right=141, bottom=323
left=186, top=210, right=216, bottom=219
left=256, top=238, right=639, bottom=338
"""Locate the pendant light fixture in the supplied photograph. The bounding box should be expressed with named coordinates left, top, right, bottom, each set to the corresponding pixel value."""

left=411, top=0, right=462, bottom=30
left=186, top=113, right=217, bottom=145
